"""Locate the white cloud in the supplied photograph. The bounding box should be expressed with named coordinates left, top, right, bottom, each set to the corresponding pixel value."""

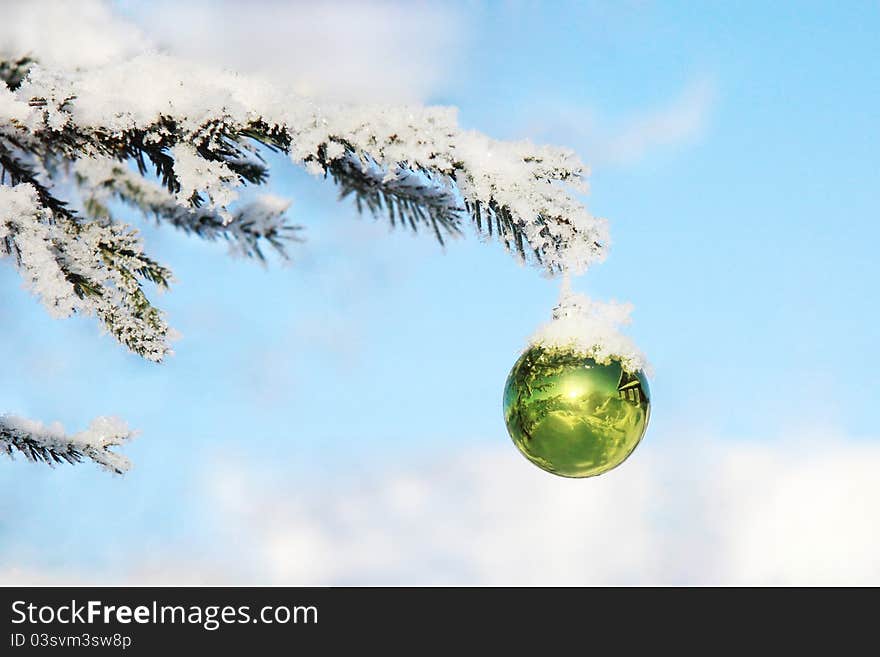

left=601, top=79, right=715, bottom=165
left=193, top=437, right=880, bottom=585
left=710, top=442, right=880, bottom=584
left=122, top=0, right=466, bottom=103
left=201, top=450, right=662, bottom=585
left=0, top=0, right=150, bottom=69
left=1, top=1, right=464, bottom=103
left=7, top=434, right=878, bottom=586
left=526, top=79, right=716, bottom=167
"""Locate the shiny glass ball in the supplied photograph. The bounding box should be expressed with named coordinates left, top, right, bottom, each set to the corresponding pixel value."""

left=503, top=345, right=651, bottom=478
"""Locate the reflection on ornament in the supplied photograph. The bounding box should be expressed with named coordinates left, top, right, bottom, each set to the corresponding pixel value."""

left=503, top=345, right=650, bottom=478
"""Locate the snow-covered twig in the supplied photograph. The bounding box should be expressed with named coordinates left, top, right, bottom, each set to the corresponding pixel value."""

left=75, top=157, right=302, bottom=261
left=0, top=415, right=136, bottom=474
left=0, top=183, right=173, bottom=361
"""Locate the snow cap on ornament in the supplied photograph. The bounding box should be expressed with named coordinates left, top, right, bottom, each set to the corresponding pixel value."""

left=527, top=277, right=650, bottom=376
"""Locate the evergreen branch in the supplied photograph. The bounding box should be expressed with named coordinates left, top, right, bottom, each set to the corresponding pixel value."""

left=463, top=197, right=605, bottom=272
left=76, top=159, right=302, bottom=261
left=8, top=90, right=603, bottom=271
left=324, top=152, right=463, bottom=245
left=1, top=54, right=610, bottom=364
left=0, top=182, right=173, bottom=361
left=0, top=137, right=76, bottom=218
left=53, top=215, right=173, bottom=361
left=466, top=198, right=535, bottom=264
left=9, top=94, right=603, bottom=272
left=0, top=414, right=135, bottom=474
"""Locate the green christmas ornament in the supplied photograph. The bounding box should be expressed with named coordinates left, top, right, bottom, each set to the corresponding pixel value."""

left=503, top=345, right=651, bottom=478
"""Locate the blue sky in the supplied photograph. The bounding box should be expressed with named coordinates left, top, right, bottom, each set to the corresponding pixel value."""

left=1, top=1, right=878, bottom=584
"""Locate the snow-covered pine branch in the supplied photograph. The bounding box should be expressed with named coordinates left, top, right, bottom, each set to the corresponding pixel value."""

left=0, top=182, right=172, bottom=360
left=0, top=414, right=136, bottom=474
left=0, top=25, right=608, bottom=472
left=74, top=157, right=302, bottom=261
left=2, top=54, right=608, bottom=356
